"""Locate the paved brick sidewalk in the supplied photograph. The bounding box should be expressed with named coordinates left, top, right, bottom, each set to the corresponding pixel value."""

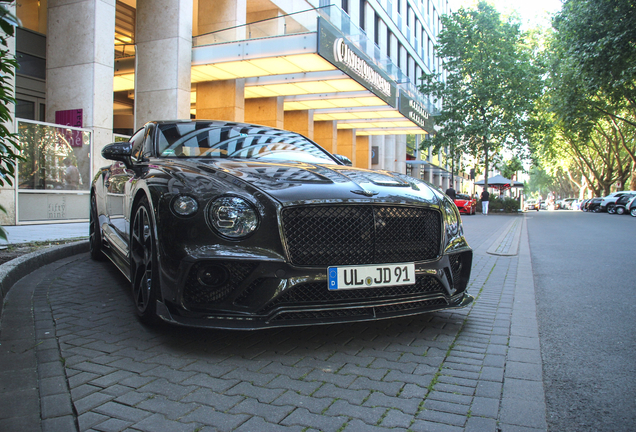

left=0, top=214, right=547, bottom=431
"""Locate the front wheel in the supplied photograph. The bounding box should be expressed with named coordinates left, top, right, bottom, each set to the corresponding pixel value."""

left=616, top=206, right=625, bottom=215
left=130, top=197, right=160, bottom=323
left=631, top=207, right=636, bottom=217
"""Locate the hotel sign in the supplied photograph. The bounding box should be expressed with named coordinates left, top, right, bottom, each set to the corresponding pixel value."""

left=399, top=92, right=435, bottom=134
left=318, top=18, right=397, bottom=107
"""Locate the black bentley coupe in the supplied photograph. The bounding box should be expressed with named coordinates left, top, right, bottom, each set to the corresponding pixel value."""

left=90, top=120, right=473, bottom=329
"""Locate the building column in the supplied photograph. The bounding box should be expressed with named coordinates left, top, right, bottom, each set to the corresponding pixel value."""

left=196, top=81, right=244, bottom=122
left=384, top=135, right=396, bottom=172
left=284, top=110, right=314, bottom=140
left=46, top=0, right=116, bottom=180
left=337, top=129, right=356, bottom=165
left=355, top=136, right=370, bottom=169
left=396, top=135, right=407, bottom=174
left=245, top=97, right=283, bottom=128
left=135, top=0, right=192, bottom=129
left=371, top=135, right=385, bottom=170
left=195, top=0, right=246, bottom=122
left=314, top=121, right=337, bottom=153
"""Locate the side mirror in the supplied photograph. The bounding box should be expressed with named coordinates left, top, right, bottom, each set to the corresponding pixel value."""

left=332, top=154, right=353, bottom=166
left=102, top=142, right=133, bottom=168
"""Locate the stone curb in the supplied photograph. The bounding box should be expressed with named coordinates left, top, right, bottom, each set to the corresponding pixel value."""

left=0, top=240, right=90, bottom=317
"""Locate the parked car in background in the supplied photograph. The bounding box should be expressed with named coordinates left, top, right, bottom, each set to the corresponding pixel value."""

left=454, top=193, right=477, bottom=215
left=586, top=198, right=603, bottom=212
left=600, top=191, right=635, bottom=213
left=628, top=196, right=636, bottom=217
left=611, top=193, right=636, bottom=215
left=90, top=120, right=474, bottom=329
left=562, top=198, right=577, bottom=209
left=525, top=200, right=540, bottom=211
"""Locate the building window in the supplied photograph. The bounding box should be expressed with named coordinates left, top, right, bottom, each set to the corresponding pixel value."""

left=374, top=12, right=380, bottom=45
left=342, top=0, right=349, bottom=14
left=360, top=0, right=365, bottom=30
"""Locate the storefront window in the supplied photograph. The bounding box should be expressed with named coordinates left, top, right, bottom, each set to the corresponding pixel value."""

left=17, top=120, right=91, bottom=191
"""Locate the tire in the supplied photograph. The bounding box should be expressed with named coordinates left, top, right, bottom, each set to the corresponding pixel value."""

left=616, top=206, right=625, bottom=215
left=89, top=194, right=104, bottom=261
left=607, top=204, right=615, bottom=214
left=631, top=207, right=636, bottom=217
left=130, top=197, right=160, bottom=323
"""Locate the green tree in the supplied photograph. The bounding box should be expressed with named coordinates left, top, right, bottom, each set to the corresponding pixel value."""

left=0, top=3, right=21, bottom=240
left=419, top=1, right=544, bottom=190
left=540, top=0, right=636, bottom=193
left=498, top=156, right=524, bottom=181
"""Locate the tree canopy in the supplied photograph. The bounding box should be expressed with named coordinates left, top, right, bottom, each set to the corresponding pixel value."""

left=536, top=0, right=636, bottom=195
left=419, top=1, right=544, bottom=190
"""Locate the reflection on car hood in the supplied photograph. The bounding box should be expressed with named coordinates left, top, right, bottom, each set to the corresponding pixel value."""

left=165, top=159, right=440, bottom=207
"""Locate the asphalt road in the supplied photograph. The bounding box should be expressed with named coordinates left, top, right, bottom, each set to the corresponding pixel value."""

left=526, top=210, right=636, bottom=432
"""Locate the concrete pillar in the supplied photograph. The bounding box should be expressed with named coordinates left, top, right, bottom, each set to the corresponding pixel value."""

left=337, top=129, right=356, bottom=166
left=314, top=121, right=337, bottom=154
left=135, top=0, right=192, bottom=129
left=197, top=0, right=246, bottom=35
left=284, top=110, right=314, bottom=140
left=196, top=80, right=245, bottom=122
left=384, top=135, right=396, bottom=172
left=195, top=0, right=246, bottom=123
left=46, top=0, right=116, bottom=181
left=396, top=135, right=407, bottom=174
left=371, top=135, right=385, bottom=170
left=355, top=136, right=370, bottom=169
left=245, top=97, right=284, bottom=128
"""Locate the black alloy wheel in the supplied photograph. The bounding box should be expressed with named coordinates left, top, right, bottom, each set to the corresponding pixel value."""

left=607, top=204, right=616, bottom=214
left=89, top=193, right=104, bottom=261
left=130, top=197, right=159, bottom=323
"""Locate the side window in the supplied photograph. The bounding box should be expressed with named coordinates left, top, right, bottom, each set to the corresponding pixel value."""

left=129, top=128, right=146, bottom=162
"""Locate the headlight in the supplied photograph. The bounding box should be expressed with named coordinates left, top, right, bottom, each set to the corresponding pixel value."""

left=172, top=195, right=198, bottom=217
left=443, top=199, right=461, bottom=238
left=208, top=196, right=259, bottom=239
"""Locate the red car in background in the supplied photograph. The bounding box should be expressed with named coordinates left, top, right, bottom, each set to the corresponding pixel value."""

left=454, top=193, right=477, bottom=215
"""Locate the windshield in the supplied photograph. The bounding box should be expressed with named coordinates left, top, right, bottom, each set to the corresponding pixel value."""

left=156, top=123, right=337, bottom=164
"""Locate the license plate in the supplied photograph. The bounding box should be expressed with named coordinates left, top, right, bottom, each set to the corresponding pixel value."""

left=328, top=263, right=416, bottom=290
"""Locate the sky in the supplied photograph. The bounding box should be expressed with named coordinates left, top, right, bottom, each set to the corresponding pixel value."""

left=447, top=0, right=564, bottom=30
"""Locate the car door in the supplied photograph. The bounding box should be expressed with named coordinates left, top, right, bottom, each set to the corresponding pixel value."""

left=103, top=128, right=146, bottom=255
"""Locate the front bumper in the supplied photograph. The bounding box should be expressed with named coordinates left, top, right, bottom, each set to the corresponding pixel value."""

left=155, top=249, right=474, bottom=330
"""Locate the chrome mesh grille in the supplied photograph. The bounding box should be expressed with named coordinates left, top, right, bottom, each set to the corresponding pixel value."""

left=282, top=205, right=441, bottom=266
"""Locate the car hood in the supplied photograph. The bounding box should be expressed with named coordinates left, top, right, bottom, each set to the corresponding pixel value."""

left=162, top=159, right=441, bottom=207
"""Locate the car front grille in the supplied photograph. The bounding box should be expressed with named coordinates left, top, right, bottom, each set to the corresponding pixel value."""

left=282, top=205, right=442, bottom=266
left=260, top=274, right=446, bottom=314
